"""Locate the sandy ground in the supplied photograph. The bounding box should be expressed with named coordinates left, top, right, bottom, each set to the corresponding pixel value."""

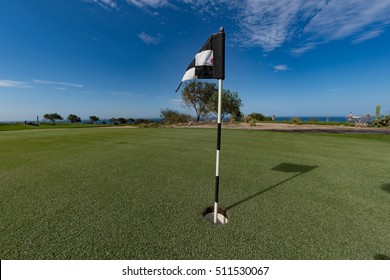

left=100, top=122, right=390, bottom=134
left=181, top=122, right=390, bottom=134
left=101, top=126, right=138, bottom=129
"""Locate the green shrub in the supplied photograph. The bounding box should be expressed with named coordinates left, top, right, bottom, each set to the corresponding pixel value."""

left=369, top=115, right=390, bottom=127
left=291, top=117, right=301, bottom=125
left=246, top=112, right=265, bottom=122
left=138, top=122, right=160, bottom=128
left=245, top=112, right=273, bottom=123
left=160, top=108, right=193, bottom=124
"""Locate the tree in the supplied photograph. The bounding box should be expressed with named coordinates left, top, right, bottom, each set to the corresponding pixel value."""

left=110, top=118, right=119, bottom=125
left=160, top=108, right=193, bottom=124
left=109, top=117, right=128, bottom=124
left=181, top=81, right=216, bottom=122
left=44, top=113, right=63, bottom=124
left=208, top=89, right=243, bottom=120
left=67, top=114, right=81, bottom=123
left=89, top=115, right=99, bottom=123
left=118, top=118, right=128, bottom=124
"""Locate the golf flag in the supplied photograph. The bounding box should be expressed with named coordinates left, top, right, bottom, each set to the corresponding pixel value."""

left=176, top=27, right=225, bottom=92
left=176, top=27, right=226, bottom=224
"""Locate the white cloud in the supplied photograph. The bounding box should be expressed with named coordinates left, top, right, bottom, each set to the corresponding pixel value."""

left=289, top=43, right=319, bottom=56
left=237, top=0, right=390, bottom=54
left=106, top=0, right=390, bottom=55
left=239, top=1, right=314, bottom=51
left=273, top=64, right=289, bottom=72
left=127, top=0, right=169, bottom=8
left=32, top=79, right=83, bottom=88
left=352, top=29, right=385, bottom=44
left=0, top=80, right=31, bottom=88
left=138, top=32, right=162, bottom=44
left=101, top=0, right=118, bottom=8
left=194, top=1, right=390, bottom=54
left=82, top=0, right=118, bottom=9
left=304, top=1, right=390, bottom=40
left=169, top=98, right=182, bottom=105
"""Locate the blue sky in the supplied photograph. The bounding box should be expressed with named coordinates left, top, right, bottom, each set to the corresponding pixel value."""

left=1, top=0, right=390, bottom=121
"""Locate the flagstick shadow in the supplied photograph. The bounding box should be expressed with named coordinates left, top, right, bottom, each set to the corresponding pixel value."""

left=226, top=173, right=301, bottom=211
left=381, top=183, right=390, bottom=193
left=374, top=254, right=390, bottom=260
left=226, top=163, right=318, bottom=211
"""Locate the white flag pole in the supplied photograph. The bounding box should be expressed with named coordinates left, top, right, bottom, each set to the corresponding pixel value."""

left=214, top=78, right=223, bottom=224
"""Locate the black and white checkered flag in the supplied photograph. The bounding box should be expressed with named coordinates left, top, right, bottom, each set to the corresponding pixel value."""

left=176, top=27, right=226, bottom=224
left=176, top=27, right=225, bottom=92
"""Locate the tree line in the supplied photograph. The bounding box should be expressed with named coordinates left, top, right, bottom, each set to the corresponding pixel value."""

left=43, top=113, right=100, bottom=124
left=42, top=113, right=151, bottom=125
left=42, top=81, right=248, bottom=126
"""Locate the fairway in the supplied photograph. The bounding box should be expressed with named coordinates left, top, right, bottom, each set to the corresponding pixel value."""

left=1, top=127, right=390, bottom=259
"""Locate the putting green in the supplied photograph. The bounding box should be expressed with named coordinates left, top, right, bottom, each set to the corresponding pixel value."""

left=1, top=128, right=389, bottom=259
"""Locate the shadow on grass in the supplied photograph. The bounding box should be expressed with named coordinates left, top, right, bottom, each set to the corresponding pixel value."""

left=226, top=163, right=318, bottom=211
left=374, top=254, right=390, bottom=260
left=381, top=184, right=390, bottom=193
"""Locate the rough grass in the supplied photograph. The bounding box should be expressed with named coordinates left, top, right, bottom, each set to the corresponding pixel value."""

left=1, top=128, right=389, bottom=260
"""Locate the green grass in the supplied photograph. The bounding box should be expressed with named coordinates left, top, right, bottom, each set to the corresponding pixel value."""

left=0, top=123, right=112, bottom=131
left=1, top=127, right=390, bottom=260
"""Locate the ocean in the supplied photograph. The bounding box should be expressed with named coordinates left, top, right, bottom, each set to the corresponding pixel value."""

left=1, top=116, right=350, bottom=124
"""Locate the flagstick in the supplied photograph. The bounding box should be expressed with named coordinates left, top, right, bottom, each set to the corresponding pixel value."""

left=214, top=78, right=223, bottom=224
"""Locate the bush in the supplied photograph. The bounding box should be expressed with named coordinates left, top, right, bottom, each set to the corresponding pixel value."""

left=291, top=117, right=301, bottom=125
left=369, top=115, right=390, bottom=127
left=160, top=108, right=193, bottom=124
left=249, top=119, right=256, bottom=126
left=245, top=112, right=265, bottom=122
left=138, top=122, right=160, bottom=128
left=245, top=112, right=272, bottom=123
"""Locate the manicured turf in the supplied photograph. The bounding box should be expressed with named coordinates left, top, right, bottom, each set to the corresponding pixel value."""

left=1, top=127, right=389, bottom=259
left=0, top=123, right=109, bottom=131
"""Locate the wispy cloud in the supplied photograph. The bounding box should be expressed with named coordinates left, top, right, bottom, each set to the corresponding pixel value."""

left=303, top=1, right=390, bottom=40
left=290, top=42, right=322, bottom=56
left=352, top=29, right=385, bottom=44
left=169, top=98, right=182, bottom=105
left=92, top=0, right=390, bottom=55
left=127, top=0, right=169, bottom=8
left=32, top=79, right=83, bottom=88
left=239, top=0, right=390, bottom=54
left=82, top=0, right=118, bottom=9
left=273, top=64, right=289, bottom=72
left=138, top=32, right=162, bottom=44
left=0, top=80, right=31, bottom=88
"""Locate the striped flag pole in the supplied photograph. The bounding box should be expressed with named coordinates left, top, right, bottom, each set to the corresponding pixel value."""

left=176, top=27, right=225, bottom=224
left=214, top=77, right=223, bottom=224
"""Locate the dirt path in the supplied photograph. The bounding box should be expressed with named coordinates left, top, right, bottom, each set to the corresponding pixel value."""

left=181, top=122, right=390, bottom=134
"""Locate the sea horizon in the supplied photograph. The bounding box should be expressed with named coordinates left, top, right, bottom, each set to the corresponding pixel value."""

left=1, top=116, right=352, bottom=124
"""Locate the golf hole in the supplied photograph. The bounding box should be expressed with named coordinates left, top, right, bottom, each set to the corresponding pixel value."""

left=203, top=206, right=228, bottom=225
